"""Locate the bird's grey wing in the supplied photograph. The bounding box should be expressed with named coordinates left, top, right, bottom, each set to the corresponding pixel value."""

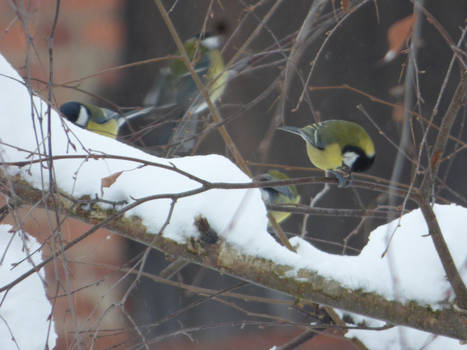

left=271, top=184, right=295, bottom=199
left=118, top=106, right=157, bottom=127
left=225, top=55, right=250, bottom=81
left=174, top=60, right=210, bottom=108
left=165, top=56, right=212, bottom=156
left=165, top=109, right=204, bottom=157
left=118, top=104, right=187, bottom=154
left=304, top=124, right=326, bottom=150
left=94, top=107, right=120, bottom=124
left=143, top=68, right=176, bottom=107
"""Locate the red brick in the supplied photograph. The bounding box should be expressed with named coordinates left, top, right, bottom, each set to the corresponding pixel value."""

left=1, top=203, right=128, bottom=350
left=63, top=0, right=123, bottom=11
left=81, top=17, right=124, bottom=49
left=0, top=23, right=27, bottom=51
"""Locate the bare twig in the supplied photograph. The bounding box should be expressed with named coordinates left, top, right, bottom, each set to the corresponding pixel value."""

left=300, top=183, right=330, bottom=238
left=308, top=84, right=466, bottom=148
left=257, top=0, right=328, bottom=162
left=152, top=0, right=250, bottom=176
left=0, top=172, right=465, bottom=339
left=418, top=71, right=467, bottom=309
left=386, top=1, right=423, bottom=219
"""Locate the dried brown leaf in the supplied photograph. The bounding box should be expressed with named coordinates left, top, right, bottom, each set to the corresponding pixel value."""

left=101, top=171, right=123, bottom=196
left=384, top=14, right=416, bottom=62
left=392, top=104, right=405, bottom=123
left=341, top=0, right=350, bottom=12
left=431, top=151, right=441, bottom=169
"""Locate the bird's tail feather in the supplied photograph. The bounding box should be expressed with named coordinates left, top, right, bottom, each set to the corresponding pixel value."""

left=277, top=126, right=302, bottom=136
left=118, top=106, right=157, bottom=127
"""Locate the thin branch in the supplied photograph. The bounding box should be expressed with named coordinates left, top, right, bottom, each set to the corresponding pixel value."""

left=418, top=71, right=467, bottom=309
left=308, top=84, right=466, bottom=148
left=267, top=204, right=398, bottom=219
left=226, top=0, right=286, bottom=67
left=152, top=0, right=251, bottom=176
left=1, top=153, right=414, bottom=199
left=300, top=183, right=330, bottom=238
left=257, top=0, right=328, bottom=161
left=0, top=174, right=465, bottom=340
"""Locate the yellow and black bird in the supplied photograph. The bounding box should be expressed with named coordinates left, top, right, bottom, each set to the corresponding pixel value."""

left=60, top=101, right=155, bottom=139
left=144, top=32, right=228, bottom=112
left=278, top=120, right=375, bottom=187
left=143, top=31, right=237, bottom=156
left=257, top=170, right=301, bottom=225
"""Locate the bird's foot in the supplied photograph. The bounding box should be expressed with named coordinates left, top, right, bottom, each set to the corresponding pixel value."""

left=329, top=170, right=353, bottom=188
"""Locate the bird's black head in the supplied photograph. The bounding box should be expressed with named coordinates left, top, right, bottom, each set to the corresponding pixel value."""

left=342, top=145, right=375, bottom=172
left=193, top=31, right=223, bottom=50
left=194, top=21, right=228, bottom=40
left=60, top=102, right=81, bottom=123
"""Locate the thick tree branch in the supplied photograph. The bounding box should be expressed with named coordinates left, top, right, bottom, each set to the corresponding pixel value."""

left=0, top=173, right=465, bottom=340
left=418, top=72, right=467, bottom=309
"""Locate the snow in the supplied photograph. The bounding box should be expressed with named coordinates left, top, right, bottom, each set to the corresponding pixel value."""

left=347, top=324, right=465, bottom=350
left=0, top=52, right=465, bottom=348
left=291, top=204, right=466, bottom=305
left=0, top=225, right=57, bottom=349
left=0, top=55, right=276, bottom=253
left=336, top=310, right=466, bottom=349
left=341, top=311, right=465, bottom=350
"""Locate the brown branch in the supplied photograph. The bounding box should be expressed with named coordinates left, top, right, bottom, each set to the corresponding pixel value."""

left=0, top=173, right=465, bottom=340
left=418, top=72, right=467, bottom=309
left=151, top=0, right=296, bottom=252
left=426, top=72, right=467, bottom=181
left=227, top=0, right=286, bottom=67
left=257, top=0, right=329, bottom=162
left=266, top=204, right=400, bottom=219
left=308, top=84, right=467, bottom=147
left=152, top=0, right=250, bottom=176
left=275, top=329, right=320, bottom=350
left=1, top=151, right=414, bottom=198
left=59, top=55, right=181, bottom=86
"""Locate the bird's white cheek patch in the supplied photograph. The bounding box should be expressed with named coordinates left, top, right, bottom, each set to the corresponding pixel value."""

left=260, top=190, right=270, bottom=204
left=343, top=151, right=359, bottom=168
left=76, top=106, right=89, bottom=127
left=201, top=36, right=221, bottom=50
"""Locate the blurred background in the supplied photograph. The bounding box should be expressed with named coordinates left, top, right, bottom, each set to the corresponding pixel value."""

left=1, top=0, right=466, bottom=349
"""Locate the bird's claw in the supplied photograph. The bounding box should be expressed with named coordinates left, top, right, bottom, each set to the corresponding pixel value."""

left=329, top=170, right=353, bottom=188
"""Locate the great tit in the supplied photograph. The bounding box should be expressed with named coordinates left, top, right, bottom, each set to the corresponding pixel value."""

left=60, top=101, right=155, bottom=139
left=257, top=170, right=301, bottom=225
left=143, top=32, right=229, bottom=156
left=278, top=120, right=375, bottom=187
left=144, top=32, right=228, bottom=112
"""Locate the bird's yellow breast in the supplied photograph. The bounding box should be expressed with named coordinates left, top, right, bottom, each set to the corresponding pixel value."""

left=87, top=119, right=119, bottom=139
left=306, top=142, right=343, bottom=171
left=207, top=50, right=227, bottom=102
left=269, top=194, right=301, bottom=225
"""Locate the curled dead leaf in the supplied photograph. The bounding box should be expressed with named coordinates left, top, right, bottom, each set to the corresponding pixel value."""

left=341, top=0, right=350, bottom=12
left=392, top=104, right=405, bottom=123
left=384, top=14, right=416, bottom=62
left=101, top=171, right=123, bottom=196
left=431, top=151, right=441, bottom=169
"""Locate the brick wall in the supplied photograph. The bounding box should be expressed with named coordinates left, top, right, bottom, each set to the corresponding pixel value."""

left=0, top=2, right=129, bottom=349
left=0, top=0, right=124, bottom=107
